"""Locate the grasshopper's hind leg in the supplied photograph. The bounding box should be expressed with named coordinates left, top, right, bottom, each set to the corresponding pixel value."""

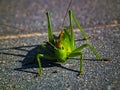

left=69, top=10, right=93, bottom=40
left=72, top=43, right=103, bottom=60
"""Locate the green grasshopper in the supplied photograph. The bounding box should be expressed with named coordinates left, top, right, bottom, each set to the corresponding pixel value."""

left=36, top=10, right=108, bottom=76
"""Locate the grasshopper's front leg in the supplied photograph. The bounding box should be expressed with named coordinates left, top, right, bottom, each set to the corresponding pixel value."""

left=36, top=52, right=58, bottom=76
left=68, top=52, right=84, bottom=75
left=36, top=54, right=43, bottom=76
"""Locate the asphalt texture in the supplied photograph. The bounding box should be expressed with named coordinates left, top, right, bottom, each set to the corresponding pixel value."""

left=0, top=0, right=120, bottom=90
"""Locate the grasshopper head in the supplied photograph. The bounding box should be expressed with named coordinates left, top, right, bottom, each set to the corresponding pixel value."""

left=55, top=48, right=67, bottom=62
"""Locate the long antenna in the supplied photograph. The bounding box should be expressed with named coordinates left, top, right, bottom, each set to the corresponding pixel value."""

left=62, top=0, right=72, bottom=27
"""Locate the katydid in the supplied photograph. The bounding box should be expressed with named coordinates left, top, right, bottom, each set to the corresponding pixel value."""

left=36, top=10, right=108, bottom=76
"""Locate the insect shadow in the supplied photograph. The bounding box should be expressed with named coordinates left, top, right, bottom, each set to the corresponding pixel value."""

left=13, top=44, right=101, bottom=75
left=10, top=44, right=80, bottom=75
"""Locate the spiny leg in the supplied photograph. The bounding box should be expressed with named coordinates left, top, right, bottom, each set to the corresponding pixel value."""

left=68, top=52, right=84, bottom=75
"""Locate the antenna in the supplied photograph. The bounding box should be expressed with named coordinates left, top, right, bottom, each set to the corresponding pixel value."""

left=62, top=0, right=72, bottom=27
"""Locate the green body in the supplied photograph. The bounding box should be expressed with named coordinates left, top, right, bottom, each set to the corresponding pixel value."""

left=37, top=10, right=105, bottom=76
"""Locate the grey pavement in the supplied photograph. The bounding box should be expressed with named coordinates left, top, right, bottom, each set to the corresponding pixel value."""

left=0, top=0, right=120, bottom=90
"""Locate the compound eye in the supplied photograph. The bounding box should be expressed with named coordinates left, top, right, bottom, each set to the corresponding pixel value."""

left=62, top=46, right=64, bottom=49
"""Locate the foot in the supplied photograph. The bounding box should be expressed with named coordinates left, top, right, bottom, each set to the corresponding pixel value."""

left=22, top=61, right=35, bottom=66
left=52, top=70, right=60, bottom=73
left=101, top=58, right=111, bottom=61
left=77, top=71, right=84, bottom=76
left=88, top=34, right=94, bottom=39
left=83, top=34, right=94, bottom=40
left=35, top=72, right=41, bottom=77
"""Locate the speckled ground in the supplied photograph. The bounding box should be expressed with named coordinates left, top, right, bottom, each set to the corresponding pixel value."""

left=0, top=27, right=120, bottom=90
left=0, top=0, right=120, bottom=90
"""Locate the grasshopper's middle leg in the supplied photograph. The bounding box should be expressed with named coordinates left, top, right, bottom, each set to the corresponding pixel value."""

left=72, top=43, right=103, bottom=60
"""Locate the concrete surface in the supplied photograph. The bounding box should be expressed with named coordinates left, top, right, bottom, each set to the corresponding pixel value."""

left=0, top=0, right=120, bottom=90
